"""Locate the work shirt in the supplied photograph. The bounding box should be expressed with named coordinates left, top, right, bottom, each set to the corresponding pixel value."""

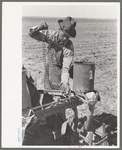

left=29, top=26, right=74, bottom=90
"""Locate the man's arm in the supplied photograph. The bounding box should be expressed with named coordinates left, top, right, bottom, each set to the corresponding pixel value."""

left=61, top=40, right=74, bottom=84
left=29, top=21, right=48, bottom=42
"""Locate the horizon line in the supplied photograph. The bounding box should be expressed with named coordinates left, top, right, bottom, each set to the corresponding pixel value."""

left=22, top=16, right=117, bottom=20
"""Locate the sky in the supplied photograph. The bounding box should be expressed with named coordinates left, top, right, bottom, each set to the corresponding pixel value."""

left=22, top=2, right=119, bottom=19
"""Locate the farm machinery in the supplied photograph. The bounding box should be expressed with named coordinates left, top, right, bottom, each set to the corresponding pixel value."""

left=22, top=62, right=117, bottom=146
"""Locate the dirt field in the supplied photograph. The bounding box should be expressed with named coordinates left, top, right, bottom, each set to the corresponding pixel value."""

left=22, top=17, right=117, bottom=145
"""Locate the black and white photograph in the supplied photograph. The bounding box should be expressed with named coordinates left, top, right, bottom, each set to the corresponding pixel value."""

left=2, top=2, right=120, bottom=148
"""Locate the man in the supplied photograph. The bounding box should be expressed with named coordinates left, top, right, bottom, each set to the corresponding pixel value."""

left=29, top=16, right=76, bottom=96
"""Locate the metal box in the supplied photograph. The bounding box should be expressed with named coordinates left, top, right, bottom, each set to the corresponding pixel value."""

left=73, top=61, right=95, bottom=93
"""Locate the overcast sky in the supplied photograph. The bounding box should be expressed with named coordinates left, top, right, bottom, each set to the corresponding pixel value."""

left=22, top=2, right=119, bottom=19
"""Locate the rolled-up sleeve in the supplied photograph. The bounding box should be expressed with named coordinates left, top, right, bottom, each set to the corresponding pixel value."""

left=61, top=41, right=74, bottom=84
left=29, top=26, right=48, bottom=42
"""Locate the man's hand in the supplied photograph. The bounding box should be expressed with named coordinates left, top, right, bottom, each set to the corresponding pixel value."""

left=37, top=21, right=48, bottom=31
left=60, top=82, right=71, bottom=96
